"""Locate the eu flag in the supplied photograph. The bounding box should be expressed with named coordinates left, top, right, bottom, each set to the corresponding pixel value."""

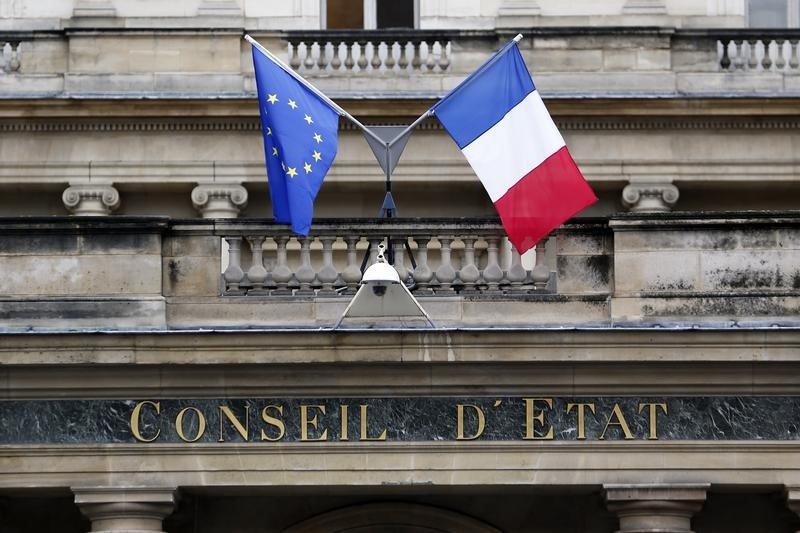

left=252, top=45, right=339, bottom=235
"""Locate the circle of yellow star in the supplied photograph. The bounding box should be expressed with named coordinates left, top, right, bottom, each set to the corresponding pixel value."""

left=266, top=127, right=272, bottom=136
left=286, top=167, right=298, bottom=178
left=303, top=162, right=313, bottom=174
left=288, top=100, right=298, bottom=109
left=313, top=133, right=323, bottom=143
left=304, top=114, right=313, bottom=125
left=267, top=94, right=278, bottom=104
left=312, top=151, right=322, bottom=162
left=272, top=147, right=278, bottom=157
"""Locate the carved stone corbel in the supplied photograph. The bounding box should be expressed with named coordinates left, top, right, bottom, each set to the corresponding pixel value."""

left=191, top=183, right=248, bottom=218
left=62, top=184, right=120, bottom=216
left=622, top=180, right=679, bottom=213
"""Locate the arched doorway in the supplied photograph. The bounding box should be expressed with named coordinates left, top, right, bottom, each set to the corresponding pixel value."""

left=283, top=502, right=501, bottom=533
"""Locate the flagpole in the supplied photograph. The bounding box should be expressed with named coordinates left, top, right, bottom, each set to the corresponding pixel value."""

left=244, top=34, right=385, bottom=146
left=430, top=33, right=523, bottom=115
left=387, top=108, right=433, bottom=148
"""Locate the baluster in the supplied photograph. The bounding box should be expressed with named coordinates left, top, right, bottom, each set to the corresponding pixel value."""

left=289, top=42, right=301, bottom=70
left=367, top=237, right=383, bottom=266
left=317, top=236, right=339, bottom=295
left=295, top=237, right=316, bottom=295
left=385, top=41, right=397, bottom=70
left=317, top=41, right=329, bottom=71
left=748, top=39, right=759, bottom=70
left=223, top=237, right=245, bottom=293
left=370, top=42, right=382, bottom=70
left=425, top=41, right=436, bottom=71
left=411, top=40, right=422, bottom=70
left=341, top=236, right=362, bottom=294
left=458, top=237, right=480, bottom=293
left=398, top=41, right=410, bottom=70
left=482, top=236, right=504, bottom=292
left=393, top=239, right=409, bottom=284
left=246, top=236, right=268, bottom=294
left=506, top=247, right=528, bottom=291
left=303, top=42, right=316, bottom=70
left=344, top=42, right=355, bottom=70
left=774, top=39, right=786, bottom=70
left=412, top=237, right=434, bottom=294
left=7, top=41, right=20, bottom=72
left=271, top=236, right=293, bottom=294
left=531, top=239, right=550, bottom=291
left=719, top=39, right=732, bottom=70
left=435, top=236, right=456, bottom=293
left=438, top=41, right=451, bottom=71
left=331, top=41, right=343, bottom=70
left=357, top=41, right=368, bottom=71
left=732, top=40, right=745, bottom=70
left=790, top=40, right=800, bottom=70
left=762, top=39, right=773, bottom=70
left=262, top=238, right=277, bottom=291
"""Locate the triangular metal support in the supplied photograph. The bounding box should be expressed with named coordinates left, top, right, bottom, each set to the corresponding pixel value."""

left=362, top=125, right=413, bottom=177
left=379, top=191, right=397, bottom=218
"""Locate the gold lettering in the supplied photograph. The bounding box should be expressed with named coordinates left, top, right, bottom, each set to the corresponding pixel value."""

left=176, top=406, right=207, bottom=443
left=260, top=405, right=285, bottom=442
left=130, top=400, right=161, bottom=443
left=566, top=403, right=596, bottom=440
left=359, top=404, right=387, bottom=441
left=638, top=402, right=668, bottom=440
left=218, top=405, right=249, bottom=442
left=599, top=403, right=634, bottom=440
left=523, top=398, right=554, bottom=440
left=300, top=405, right=328, bottom=441
left=456, top=404, right=486, bottom=440
left=340, top=404, right=349, bottom=441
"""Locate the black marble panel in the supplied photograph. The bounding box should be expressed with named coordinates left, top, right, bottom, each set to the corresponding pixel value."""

left=0, top=396, right=798, bottom=444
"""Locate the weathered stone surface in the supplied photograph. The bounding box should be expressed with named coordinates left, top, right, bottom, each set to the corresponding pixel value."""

left=0, top=297, right=166, bottom=329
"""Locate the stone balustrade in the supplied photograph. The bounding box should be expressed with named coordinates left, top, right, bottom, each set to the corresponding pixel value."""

left=219, top=220, right=556, bottom=297
left=716, top=31, right=800, bottom=72
left=287, top=30, right=452, bottom=74
left=2, top=28, right=800, bottom=99
left=0, top=213, right=797, bottom=330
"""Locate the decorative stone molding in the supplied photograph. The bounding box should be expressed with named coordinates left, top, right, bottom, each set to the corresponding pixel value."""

left=496, top=0, right=540, bottom=26
left=5, top=117, right=800, bottom=134
left=622, top=180, right=679, bottom=213
left=623, top=0, right=667, bottom=14
left=197, top=0, right=242, bottom=16
left=73, top=487, right=176, bottom=533
left=191, top=183, right=248, bottom=218
left=72, top=0, right=116, bottom=17
left=62, top=184, right=120, bottom=216
left=604, top=484, right=709, bottom=533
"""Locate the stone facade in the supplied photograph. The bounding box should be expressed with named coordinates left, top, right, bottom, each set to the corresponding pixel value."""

left=1, top=1, right=800, bottom=532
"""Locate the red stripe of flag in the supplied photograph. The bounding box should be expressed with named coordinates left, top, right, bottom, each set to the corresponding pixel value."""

left=493, top=146, right=598, bottom=254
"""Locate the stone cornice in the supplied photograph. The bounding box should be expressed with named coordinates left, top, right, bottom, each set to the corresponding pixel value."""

left=1, top=97, right=800, bottom=120
left=3, top=114, right=800, bottom=133
left=0, top=328, right=798, bottom=366
left=1, top=441, right=800, bottom=490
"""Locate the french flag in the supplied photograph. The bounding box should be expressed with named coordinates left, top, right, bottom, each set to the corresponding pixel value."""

left=432, top=40, right=597, bottom=254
